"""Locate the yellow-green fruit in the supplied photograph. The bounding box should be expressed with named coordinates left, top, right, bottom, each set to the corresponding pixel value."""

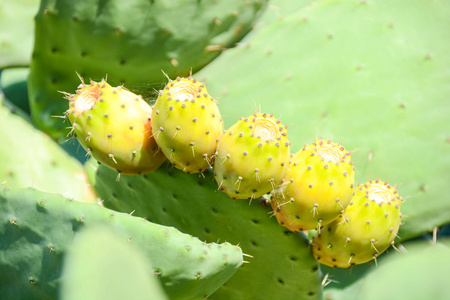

left=213, top=113, right=291, bottom=199
left=151, top=77, right=223, bottom=174
left=66, top=78, right=166, bottom=175
left=271, top=138, right=355, bottom=231
left=312, top=180, right=403, bottom=268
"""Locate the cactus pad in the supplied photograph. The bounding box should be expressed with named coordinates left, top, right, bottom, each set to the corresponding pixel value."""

left=213, top=112, right=291, bottom=199
left=271, top=138, right=355, bottom=231
left=356, top=239, right=450, bottom=300
left=322, top=238, right=450, bottom=300
left=151, top=77, right=223, bottom=173
left=0, top=188, right=243, bottom=300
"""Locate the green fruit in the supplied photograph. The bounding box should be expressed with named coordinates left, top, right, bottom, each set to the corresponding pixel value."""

left=151, top=77, right=223, bottom=174
left=271, top=138, right=355, bottom=231
left=213, top=112, right=290, bottom=199
left=66, top=78, right=165, bottom=175
left=312, top=179, right=403, bottom=268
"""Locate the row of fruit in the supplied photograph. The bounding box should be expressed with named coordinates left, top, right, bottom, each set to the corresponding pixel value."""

left=66, top=75, right=403, bottom=268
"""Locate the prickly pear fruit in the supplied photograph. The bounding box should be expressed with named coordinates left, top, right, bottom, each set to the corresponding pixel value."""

left=213, top=112, right=290, bottom=199
left=151, top=77, right=223, bottom=174
left=270, top=138, right=355, bottom=231
left=65, top=78, right=166, bottom=175
left=312, top=179, right=403, bottom=268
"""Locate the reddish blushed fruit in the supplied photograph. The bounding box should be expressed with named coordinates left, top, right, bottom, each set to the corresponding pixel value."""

left=65, top=78, right=166, bottom=175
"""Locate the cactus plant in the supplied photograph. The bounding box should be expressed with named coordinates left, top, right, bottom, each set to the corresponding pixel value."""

left=0, top=0, right=449, bottom=299
left=0, top=188, right=243, bottom=300
left=213, top=112, right=291, bottom=199
left=151, top=76, right=223, bottom=174
left=65, top=77, right=165, bottom=175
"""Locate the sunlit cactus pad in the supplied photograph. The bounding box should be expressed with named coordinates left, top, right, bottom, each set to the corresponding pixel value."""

left=323, top=238, right=450, bottom=300
left=0, top=99, right=96, bottom=203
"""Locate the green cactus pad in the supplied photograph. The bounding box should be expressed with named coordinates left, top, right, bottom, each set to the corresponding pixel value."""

left=0, top=188, right=243, bottom=300
left=92, top=162, right=322, bottom=300
left=213, top=112, right=291, bottom=199
left=66, top=78, right=166, bottom=175
left=151, top=77, right=223, bottom=174
left=0, top=99, right=96, bottom=203
left=271, top=138, right=355, bottom=231
left=356, top=239, right=450, bottom=300
left=197, top=0, right=450, bottom=241
left=27, top=0, right=268, bottom=141
left=323, top=238, right=450, bottom=300
left=312, top=180, right=403, bottom=268
left=61, top=225, right=168, bottom=300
